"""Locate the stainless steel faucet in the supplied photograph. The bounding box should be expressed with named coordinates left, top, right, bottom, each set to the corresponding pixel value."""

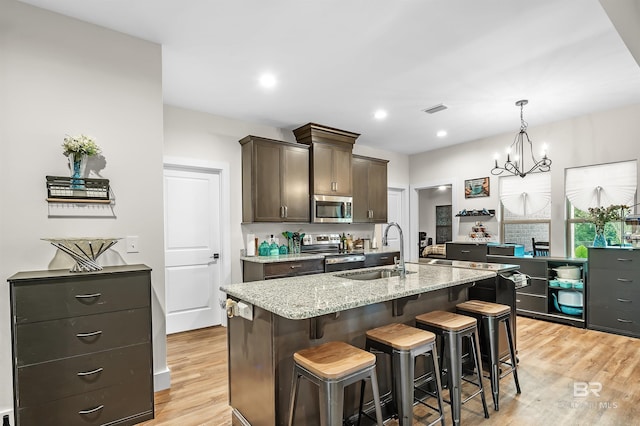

left=382, top=222, right=405, bottom=276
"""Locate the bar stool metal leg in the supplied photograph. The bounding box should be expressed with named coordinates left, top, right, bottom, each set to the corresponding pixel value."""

left=471, top=326, right=490, bottom=419
left=318, top=378, right=344, bottom=426
left=448, top=330, right=463, bottom=426
left=393, top=349, right=413, bottom=425
left=485, top=315, right=501, bottom=410
left=287, top=366, right=301, bottom=426
left=505, top=316, right=521, bottom=395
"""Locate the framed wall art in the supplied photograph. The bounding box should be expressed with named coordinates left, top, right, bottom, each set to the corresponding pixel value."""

left=464, top=177, right=490, bottom=198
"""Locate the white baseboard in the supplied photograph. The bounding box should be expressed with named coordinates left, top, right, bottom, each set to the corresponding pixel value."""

left=154, top=366, right=171, bottom=391
left=0, top=408, right=13, bottom=426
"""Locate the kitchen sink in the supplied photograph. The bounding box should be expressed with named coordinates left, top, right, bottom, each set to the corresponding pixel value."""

left=336, top=269, right=416, bottom=281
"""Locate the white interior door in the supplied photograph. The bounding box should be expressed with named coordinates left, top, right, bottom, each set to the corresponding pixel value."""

left=385, top=188, right=405, bottom=251
left=164, top=166, right=222, bottom=334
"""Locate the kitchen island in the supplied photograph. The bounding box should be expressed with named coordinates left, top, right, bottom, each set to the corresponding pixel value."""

left=221, top=262, right=509, bottom=426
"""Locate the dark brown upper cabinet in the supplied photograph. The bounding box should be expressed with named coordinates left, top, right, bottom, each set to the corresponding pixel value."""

left=293, top=123, right=359, bottom=197
left=352, top=155, right=388, bottom=223
left=240, top=136, right=310, bottom=223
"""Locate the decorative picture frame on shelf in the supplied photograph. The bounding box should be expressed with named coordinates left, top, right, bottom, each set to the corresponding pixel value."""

left=464, top=176, right=490, bottom=198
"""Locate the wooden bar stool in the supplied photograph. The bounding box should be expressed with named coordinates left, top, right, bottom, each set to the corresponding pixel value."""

left=363, top=323, right=445, bottom=426
left=288, top=341, right=383, bottom=426
left=415, top=310, right=490, bottom=426
left=456, top=300, right=521, bottom=411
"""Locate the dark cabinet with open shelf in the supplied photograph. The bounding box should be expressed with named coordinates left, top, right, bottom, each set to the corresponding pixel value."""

left=487, top=255, right=587, bottom=327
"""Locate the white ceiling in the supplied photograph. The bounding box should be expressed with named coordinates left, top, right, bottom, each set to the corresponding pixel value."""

left=17, top=0, right=640, bottom=154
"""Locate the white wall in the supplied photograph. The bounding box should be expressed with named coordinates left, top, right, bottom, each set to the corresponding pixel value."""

left=0, top=0, right=166, bottom=411
left=164, top=105, right=411, bottom=282
left=409, top=103, right=640, bottom=256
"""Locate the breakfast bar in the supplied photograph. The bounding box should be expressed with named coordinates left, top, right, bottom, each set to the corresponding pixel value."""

left=221, top=262, right=505, bottom=426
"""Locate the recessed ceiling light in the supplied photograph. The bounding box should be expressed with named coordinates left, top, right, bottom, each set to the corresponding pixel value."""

left=437, top=130, right=447, bottom=137
left=374, top=109, right=388, bottom=120
left=259, top=73, right=277, bottom=89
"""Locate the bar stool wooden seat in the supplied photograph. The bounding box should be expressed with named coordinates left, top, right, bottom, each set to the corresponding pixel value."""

left=456, top=300, right=521, bottom=411
left=363, top=323, right=445, bottom=426
left=415, top=310, right=490, bottom=426
left=288, top=341, right=383, bottom=426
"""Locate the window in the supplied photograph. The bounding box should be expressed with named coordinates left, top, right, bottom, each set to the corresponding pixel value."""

left=565, top=160, right=637, bottom=257
left=566, top=206, right=631, bottom=256
left=499, top=174, right=551, bottom=253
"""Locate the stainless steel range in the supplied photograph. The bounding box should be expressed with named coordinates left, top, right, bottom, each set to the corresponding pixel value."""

left=301, top=233, right=366, bottom=272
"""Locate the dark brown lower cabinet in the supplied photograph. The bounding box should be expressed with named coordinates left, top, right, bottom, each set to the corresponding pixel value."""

left=8, top=265, right=154, bottom=426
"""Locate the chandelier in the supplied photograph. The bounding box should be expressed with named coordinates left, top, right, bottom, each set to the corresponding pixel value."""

left=491, top=100, right=551, bottom=178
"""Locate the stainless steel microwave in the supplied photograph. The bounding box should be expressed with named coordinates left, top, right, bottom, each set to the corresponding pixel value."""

left=312, top=195, right=352, bottom=223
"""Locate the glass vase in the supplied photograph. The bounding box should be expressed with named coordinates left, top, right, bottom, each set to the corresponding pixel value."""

left=69, top=152, right=88, bottom=189
left=593, top=231, right=607, bottom=248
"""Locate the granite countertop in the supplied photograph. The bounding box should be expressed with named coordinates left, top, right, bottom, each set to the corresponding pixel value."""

left=240, top=246, right=400, bottom=264
left=220, top=263, right=496, bottom=320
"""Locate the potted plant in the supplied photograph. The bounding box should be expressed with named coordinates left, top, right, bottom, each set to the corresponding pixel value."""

left=585, top=204, right=629, bottom=247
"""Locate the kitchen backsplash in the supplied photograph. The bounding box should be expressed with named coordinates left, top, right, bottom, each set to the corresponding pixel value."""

left=241, top=223, right=379, bottom=251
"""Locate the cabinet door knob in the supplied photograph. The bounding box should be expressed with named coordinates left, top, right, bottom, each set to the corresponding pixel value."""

left=617, top=298, right=632, bottom=303
left=284, top=206, right=288, bottom=218
left=617, top=318, right=632, bottom=323
left=617, top=278, right=633, bottom=283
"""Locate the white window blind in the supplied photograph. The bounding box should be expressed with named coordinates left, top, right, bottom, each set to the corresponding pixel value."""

left=499, top=173, right=551, bottom=216
left=565, top=161, right=637, bottom=211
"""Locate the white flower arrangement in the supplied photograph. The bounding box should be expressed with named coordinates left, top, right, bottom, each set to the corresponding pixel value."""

left=62, top=134, right=102, bottom=158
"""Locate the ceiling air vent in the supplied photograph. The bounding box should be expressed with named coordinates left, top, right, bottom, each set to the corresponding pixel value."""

left=422, top=104, right=448, bottom=114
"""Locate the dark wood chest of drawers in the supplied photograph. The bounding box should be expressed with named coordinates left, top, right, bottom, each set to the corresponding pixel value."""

left=588, top=248, right=640, bottom=337
left=8, top=265, right=154, bottom=426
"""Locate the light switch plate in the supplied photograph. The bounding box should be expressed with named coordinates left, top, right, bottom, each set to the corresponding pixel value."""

left=126, top=236, right=139, bottom=253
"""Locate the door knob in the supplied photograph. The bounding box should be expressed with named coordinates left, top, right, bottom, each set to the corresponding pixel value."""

left=210, top=253, right=220, bottom=259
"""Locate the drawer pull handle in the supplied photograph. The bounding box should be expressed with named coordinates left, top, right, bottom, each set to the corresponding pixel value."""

left=380, top=257, right=389, bottom=260
left=76, top=330, right=103, bottom=338
left=616, top=258, right=633, bottom=262
left=617, top=318, right=632, bottom=323
left=617, top=278, right=633, bottom=283
left=77, top=367, right=104, bottom=377
left=75, top=293, right=102, bottom=299
left=516, top=299, right=521, bottom=303
left=461, top=250, right=471, bottom=253
left=617, top=298, right=632, bottom=303
left=290, top=265, right=301, bottom=269
left=78, top=405, right=104, bottom=415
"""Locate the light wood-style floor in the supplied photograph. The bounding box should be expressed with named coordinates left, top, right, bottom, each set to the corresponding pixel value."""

left=141, top=317, right=640, bottom=426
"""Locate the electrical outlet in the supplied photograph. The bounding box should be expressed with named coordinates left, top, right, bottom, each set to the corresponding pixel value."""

left=126, top=236, right=139, bottom=253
